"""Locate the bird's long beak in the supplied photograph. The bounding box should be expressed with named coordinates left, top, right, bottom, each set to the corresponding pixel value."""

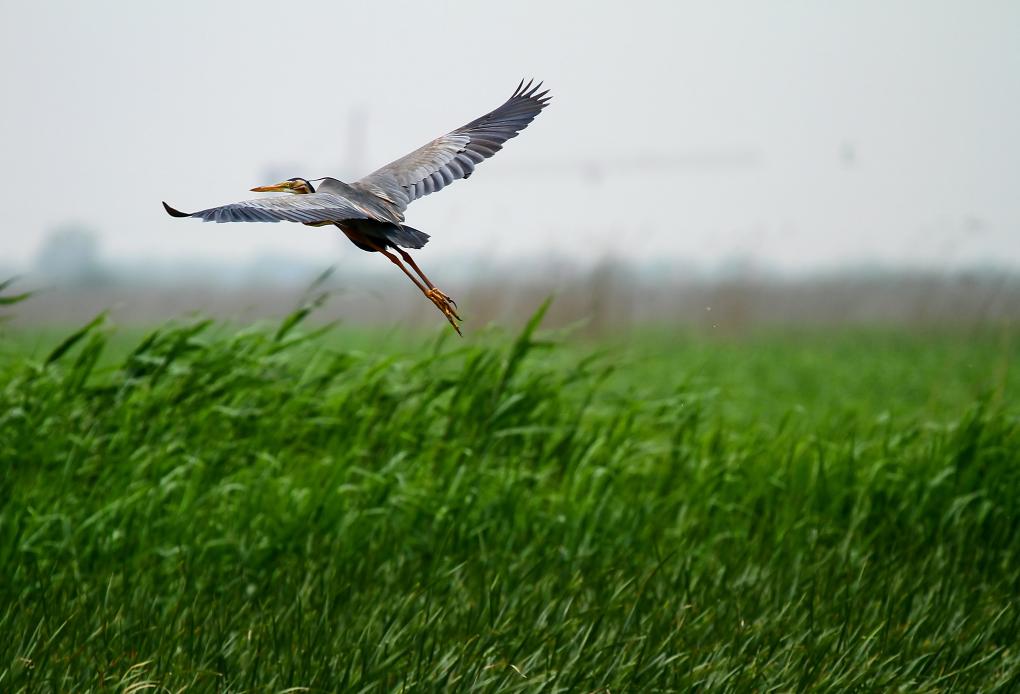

left=250, top=181, right=296, bottom=193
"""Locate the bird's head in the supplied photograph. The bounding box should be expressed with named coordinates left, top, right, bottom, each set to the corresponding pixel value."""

left=250, top=177, right=316, bottom=195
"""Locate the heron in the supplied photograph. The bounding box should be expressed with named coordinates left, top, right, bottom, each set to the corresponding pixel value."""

left=163, top=80, right=552, bottom=335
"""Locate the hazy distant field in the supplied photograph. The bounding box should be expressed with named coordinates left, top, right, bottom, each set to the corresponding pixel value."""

left=1, top=302, right=1018, bottom=691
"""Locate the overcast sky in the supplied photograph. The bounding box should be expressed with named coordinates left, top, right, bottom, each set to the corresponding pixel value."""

left=1, top=1, right=1018, bottom=274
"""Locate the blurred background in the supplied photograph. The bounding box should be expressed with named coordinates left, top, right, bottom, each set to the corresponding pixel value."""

left=1, top=0, right=1018, bottom=332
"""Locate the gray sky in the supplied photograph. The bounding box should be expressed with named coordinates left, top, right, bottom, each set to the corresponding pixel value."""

left=1, top=0, right=1018, bottom=273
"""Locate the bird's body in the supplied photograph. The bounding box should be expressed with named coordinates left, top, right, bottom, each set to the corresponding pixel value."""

left=164, top=80, right=551, bottom=333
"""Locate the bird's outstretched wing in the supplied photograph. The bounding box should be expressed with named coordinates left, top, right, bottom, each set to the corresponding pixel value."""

left=162, top=192, right=383, bottom=224
left=354, top=79, right=551, bottom=212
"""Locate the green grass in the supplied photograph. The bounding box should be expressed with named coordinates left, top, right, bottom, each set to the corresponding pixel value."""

left=1, top=301, right=1019, bottom=691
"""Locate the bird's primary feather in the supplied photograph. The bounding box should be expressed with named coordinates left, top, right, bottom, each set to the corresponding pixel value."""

left=353, top=79, right=551, bottom=211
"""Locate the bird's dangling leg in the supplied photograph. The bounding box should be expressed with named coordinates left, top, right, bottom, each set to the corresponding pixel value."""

left=347, top=231, right=462, bottom=335
left=395, top=248, right=458, bottom=309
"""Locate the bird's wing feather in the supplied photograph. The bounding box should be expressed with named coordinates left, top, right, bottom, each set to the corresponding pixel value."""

left=354, top=80, right=551, bottom=211
left=162, top=192, right=383, bottom=224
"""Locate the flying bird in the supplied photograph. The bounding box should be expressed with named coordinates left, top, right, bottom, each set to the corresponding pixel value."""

left=163, top=80, right=552, bottom=334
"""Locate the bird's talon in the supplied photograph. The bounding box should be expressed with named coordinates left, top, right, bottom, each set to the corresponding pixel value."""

left=425, top=288, right=463, bottom=333
left=427, top=287, right=456, bottom=305
left=435, top=291, right=457, bottom=308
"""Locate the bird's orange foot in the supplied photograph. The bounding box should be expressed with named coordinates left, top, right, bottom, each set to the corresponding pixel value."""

left=426, top=288, right=463, bottom=335
left=427, top=287, right=458, bottom=310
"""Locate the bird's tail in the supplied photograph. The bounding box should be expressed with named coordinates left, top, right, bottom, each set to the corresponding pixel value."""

left=386, top=224, right=430, bottom=249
